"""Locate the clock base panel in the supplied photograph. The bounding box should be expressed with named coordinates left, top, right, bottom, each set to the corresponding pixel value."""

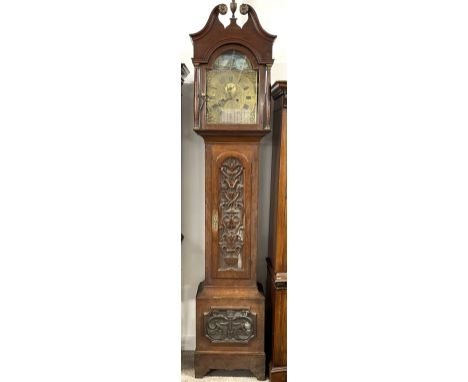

left=195, top=282, right=266, bottom=380
left=194, top=351, right=265, bottom=380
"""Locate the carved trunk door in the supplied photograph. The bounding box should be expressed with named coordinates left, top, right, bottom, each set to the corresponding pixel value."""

left=211, top=147, right=252, bottom=280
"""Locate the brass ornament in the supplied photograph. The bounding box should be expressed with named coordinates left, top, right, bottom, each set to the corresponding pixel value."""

left=230, top=0, right=237, bottom=18
left=212, top=210, right=218, bottom=231
left=218, top=4, right=228, bottom=15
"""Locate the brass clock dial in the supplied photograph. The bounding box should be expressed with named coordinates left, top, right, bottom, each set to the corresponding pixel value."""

left=206, top=51, right=258, bottom=124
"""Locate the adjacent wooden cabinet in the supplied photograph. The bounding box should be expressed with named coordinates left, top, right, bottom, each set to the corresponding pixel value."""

left=266, top=81, right=287, bottom=382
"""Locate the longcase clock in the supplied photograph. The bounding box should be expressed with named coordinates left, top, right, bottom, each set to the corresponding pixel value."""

left=190, top=1, right=276, bottom=380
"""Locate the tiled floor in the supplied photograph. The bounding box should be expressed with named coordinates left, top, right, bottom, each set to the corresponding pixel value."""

left=181, top=351, right=268, bottom=382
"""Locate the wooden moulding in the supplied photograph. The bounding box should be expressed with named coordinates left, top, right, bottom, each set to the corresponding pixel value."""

left=268, top=365, right=287, bottom=382
left=266, top=257, right=287, bottom=290
left=271, top=81, right=287, bottom=103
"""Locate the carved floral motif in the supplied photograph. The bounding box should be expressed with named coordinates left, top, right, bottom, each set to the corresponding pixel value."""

left=218, top=157, right=244, bottom=271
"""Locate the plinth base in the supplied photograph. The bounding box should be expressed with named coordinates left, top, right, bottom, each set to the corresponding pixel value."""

left=194, top=282, right=266, bottom=380
left=194, top=351, right=265, bottom=380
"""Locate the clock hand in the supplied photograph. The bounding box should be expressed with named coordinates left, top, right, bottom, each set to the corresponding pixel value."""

left=236, top=68, right=244, bottom=83
left=216, top=98, right=227, bottom=107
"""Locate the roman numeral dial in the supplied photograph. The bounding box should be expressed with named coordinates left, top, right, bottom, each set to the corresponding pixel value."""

left=205, top=51, right=258, bottom=125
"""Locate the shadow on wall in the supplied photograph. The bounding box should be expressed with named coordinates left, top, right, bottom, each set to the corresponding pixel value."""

left=258, top=131, right=272, bottom=292
left=181, top=82, right=205, bottom=349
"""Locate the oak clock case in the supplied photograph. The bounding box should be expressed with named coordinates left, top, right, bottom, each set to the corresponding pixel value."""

left=190, top=2, right=276, bottom=380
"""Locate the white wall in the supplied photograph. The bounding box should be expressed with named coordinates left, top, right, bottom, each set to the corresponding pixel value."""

left=181, top=0, right=287, bottom=350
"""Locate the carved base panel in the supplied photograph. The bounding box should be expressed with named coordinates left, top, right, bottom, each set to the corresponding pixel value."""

left=204, top=308, right=257, bottom=343
left=195, top=282, right=265, bottom=379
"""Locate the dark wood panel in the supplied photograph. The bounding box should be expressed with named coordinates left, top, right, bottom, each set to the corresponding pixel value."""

left=268, top=81, right=287, bottom=273
left=271, top=286, right=287, bottom=366
left=266, top=81, right=287, bottom=381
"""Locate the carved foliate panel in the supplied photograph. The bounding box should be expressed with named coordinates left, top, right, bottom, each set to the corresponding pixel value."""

left=218, top=157, right=245, bottom=271
left=204, top=309, right=256, bottom=343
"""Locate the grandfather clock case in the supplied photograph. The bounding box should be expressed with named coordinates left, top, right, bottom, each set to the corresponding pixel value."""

left=190, top=2, right=276, bottom=380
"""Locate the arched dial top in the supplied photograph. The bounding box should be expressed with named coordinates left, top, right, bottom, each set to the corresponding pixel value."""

left=206, top=50, right=258, bottom=125
left=213, top=51, right=252, bottom=70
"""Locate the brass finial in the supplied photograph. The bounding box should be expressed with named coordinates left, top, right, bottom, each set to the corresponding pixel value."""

left=219, top=4, right=228, bottom=14
left=230, top=0, right=237, bottom=19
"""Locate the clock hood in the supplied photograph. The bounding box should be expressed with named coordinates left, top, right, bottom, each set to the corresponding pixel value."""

left=190, top=2, right=276, bottom=65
